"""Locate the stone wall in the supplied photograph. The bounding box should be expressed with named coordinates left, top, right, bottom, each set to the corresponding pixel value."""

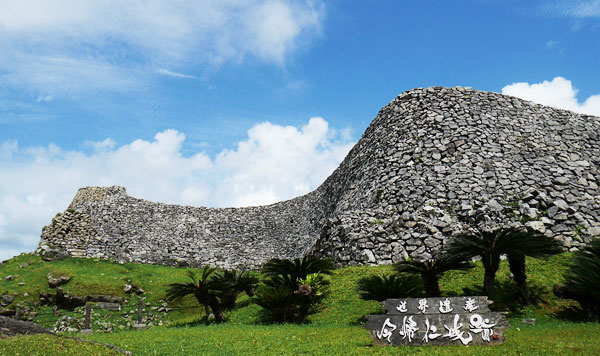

left=38, top=87, right=600, bottom=269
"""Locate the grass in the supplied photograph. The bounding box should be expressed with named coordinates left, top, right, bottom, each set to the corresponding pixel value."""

left=1, top=253, right=598, bottom=355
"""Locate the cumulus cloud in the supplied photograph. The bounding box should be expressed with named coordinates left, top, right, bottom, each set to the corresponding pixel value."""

left=502, top=76, right=600, bottom=116
left=0, top=0, right=324, bottom=95
left=0, top=118, right=353, bottom=260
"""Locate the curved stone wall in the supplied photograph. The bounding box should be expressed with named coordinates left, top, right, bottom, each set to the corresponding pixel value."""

left=38, top=87, right=600, bottom=269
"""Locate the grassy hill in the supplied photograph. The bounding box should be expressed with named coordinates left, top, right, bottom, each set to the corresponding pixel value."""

left=0, top=253, right=598, bottom=355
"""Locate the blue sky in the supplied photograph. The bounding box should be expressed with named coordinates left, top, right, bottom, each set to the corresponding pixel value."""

left=1, top=0, right=600, bottom=260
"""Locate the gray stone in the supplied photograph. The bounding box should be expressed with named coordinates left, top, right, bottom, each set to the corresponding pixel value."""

left=362, top=249, right=376, bottom=263
left=48, top=275, right=71, bottom=288
left=4, top=275, right=13, bottom=281
left=486, top=199, right=503, bottom=211
left=525, top=221, right=546, bottom=234
left=132, top=323, right=147, bottom=331
left=33, top=86, right=600, bottom=268
left=554, top=177, right=569, bottom=185
left=553, top=199, right=569, bottom=210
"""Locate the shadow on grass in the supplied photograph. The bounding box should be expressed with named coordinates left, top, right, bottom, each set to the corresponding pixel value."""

left=462, top=280, right=549, bottom=317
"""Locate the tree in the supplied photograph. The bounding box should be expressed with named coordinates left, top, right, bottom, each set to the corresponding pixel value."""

left=394, top=256, right=473, bottom=297
left=166, top=267, right=226, bottom=322
left=443, top=227, right=563, bottom=296
left=504, top=232, right=563, bottom=299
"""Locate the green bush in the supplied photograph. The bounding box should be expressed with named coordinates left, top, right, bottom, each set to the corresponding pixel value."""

left=213, top=269, right=259, bottom=310
left=556, top=238, right=600, bottom=318
left=394, top=256, right=473, bottom=297
left=254, top=256, right=333, bottom=323
left=166, top=267, right=227, bottom=322
left=356, top=274, right=422, bottom=302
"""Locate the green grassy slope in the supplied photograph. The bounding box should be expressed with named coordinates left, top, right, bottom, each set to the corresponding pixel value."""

left=0, top=253, right=598, bottom=355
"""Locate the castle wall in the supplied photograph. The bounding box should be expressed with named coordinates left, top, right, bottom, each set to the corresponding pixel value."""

left=38, top=87, right=600, bottom=269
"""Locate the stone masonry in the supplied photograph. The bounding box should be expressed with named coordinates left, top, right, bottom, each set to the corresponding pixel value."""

left=37, top=87, right=600, bottom=269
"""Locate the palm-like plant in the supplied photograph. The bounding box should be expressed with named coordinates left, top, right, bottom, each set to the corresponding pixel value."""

left=558, top=237, right=600, bottom=318
left=394, top=256, right=473, bottom=297
left=356, top=274, right=422, bottom=302
left=214, top=269, right=259, bottom=310
left=261, top=256, right=334, bottom=291
left=255, top=256, right=334, bottom=323
left=443, top=227, right=563, bottom=296
left=166, top=267, right=226, bottom=322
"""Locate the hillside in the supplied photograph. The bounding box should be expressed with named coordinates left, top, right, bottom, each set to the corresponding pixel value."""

left=1, top=253, right=599, bottom=355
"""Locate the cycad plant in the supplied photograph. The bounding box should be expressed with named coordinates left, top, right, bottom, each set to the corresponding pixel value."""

left=214, top=269, right=259, bottom=310
left=556, top=237, right=600, bottom=318
left=394, top=256, right=473, bottom=297
left=443, top=227, right=563, bottom=296
left=261, top=256, right=335, bottom=291
left=166, top=267, right=226, bottom=322
left=254, top=256, right=333, bottom=323
left=356, top=274, right=422, bottom=302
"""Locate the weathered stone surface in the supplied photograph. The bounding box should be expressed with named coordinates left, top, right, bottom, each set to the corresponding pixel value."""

left=36, top=87, right=600, bottom=268
left=0, top=316, right=50, bottom=337
left=366, top=296, right=508, bottom=346
left=96, top=302, right=121, bottom=311
left=47, top=274, right=71, bottom=288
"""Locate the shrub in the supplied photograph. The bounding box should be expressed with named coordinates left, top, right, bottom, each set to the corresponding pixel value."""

left=261, top=256, right=334, bottom=291
left=166, top=267, right=227, bottom=322
left=356, top=274, right=422, bottom=302
left=214, top=269, right=259, bottom=310
left=555, top=238, right=600, bottom=318
left=394, top=256, right=473, bottom=297
left=254, top=256, right=333, bottom=323
left=443, top=227, right=563, bottom=296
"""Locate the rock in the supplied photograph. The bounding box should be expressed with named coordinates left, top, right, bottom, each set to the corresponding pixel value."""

left=40, top=247, right=69, bottom=262
left=5, top=275, right=13, bottom=281
left=96, top=302, right=121, bottom=311
left=124, top=284, right=144, bottom=295
left=525, top=221, right=546, bottom=234
left=588, top=227, right=600, bottom=236
left=547, top=206, right=559, bottom=218
left=48, top=274, right=71, bottom=288
left=486, top=199, right=503, bottom=212
left=0, top=316, right=51, bottom=337
left=361, top=249, right=376, bottom=263
left=133, top=323, right=147, bottom=330
left=553, top=177, right=569, bottom=185
left=0, top=295, right=14, bottom=307
left=553, top=199, right=569, bottom=210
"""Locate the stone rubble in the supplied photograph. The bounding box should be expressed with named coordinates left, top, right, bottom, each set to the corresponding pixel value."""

left=37, top=87, right=600, bottom=268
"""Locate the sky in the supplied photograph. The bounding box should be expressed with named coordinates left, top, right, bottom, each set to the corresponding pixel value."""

left=1, top=0, right=600, bottom=260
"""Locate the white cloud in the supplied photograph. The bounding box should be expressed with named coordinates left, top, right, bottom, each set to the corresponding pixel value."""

left=541, top=0, right=600, bottom=19
left=157, top=69, right=196, bottom=79
left=562, top=0, right=600, bottom=18
left=0, top=118, right=353, bottom=260
left=0, top=0, right=324, bottom=96
left=502, top=76, right=600, bottom=116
